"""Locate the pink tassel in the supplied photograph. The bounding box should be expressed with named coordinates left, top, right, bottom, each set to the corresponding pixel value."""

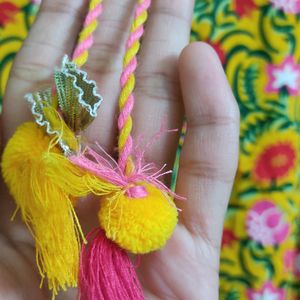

left=79, top=228, right=145, bottom=300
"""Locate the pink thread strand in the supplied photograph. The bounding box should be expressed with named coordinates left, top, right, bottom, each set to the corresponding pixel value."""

left=72, top=35, right=93, bottom=59
left=136, top=0, right=151, bottom=16
left=126, top=27, right=144, bottom=48
left=84, top=4, right=103, bottom=26
left=120, top=58, right=137, bottom=83
left=118, top=96, right=134, bottom=129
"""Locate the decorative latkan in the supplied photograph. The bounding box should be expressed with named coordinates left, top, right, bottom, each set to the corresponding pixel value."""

left=1, top=56, right=104, bottom=297
left=1, top=0, right=184, bottom=299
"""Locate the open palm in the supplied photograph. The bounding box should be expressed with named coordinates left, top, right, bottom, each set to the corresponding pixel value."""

left=0, top=0, right=239, bottom=299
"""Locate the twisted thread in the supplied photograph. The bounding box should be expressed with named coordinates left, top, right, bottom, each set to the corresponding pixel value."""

left=72, top=0, right=103, bottom=67
left=118, top=0, right=151, bottom=174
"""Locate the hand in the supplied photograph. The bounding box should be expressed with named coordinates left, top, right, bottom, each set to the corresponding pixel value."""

left=0, top=0, right=239, bottom=299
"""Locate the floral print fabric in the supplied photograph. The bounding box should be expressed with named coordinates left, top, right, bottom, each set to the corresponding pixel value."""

left=0, top=0, right=36, bottom=108
left=1, top=0, right=300, bottom=299
left=191, top=0, right=300, bottom=299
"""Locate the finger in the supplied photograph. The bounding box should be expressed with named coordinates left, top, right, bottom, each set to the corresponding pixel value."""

left=177, top=42, right=239, bottom=248
left=3, top=0, right=87, bottom=140
left=133, top=0, right=195, bottom=169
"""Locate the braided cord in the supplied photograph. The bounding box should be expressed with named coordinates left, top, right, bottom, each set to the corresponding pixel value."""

left=72, top=0, right=103, bottom=67
left=118, top=0, right=151, bottom=174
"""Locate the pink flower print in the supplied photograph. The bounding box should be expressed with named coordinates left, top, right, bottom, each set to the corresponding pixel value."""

left=270, top=0, right=300, bottom=14
left=266, top=56, right=300, bottom=95
left=284, top=250, right=300, bottom=276
left=246, top=200, right=289, bottom=246
left=247, top=281, right=285, bottom=300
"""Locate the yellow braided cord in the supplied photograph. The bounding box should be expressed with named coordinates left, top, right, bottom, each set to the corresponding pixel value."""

left=72, top=0, right=103, bottom=67
left=118, top=0, right=150, bottom=173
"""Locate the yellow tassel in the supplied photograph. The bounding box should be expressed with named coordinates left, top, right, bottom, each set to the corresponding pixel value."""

left=1, top=122, right=89, bottom=297
left=98, top=182, right=178, bottom=254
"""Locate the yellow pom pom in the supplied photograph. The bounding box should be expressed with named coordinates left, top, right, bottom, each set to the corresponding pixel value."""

left=98, top=182, right=178, bottom=254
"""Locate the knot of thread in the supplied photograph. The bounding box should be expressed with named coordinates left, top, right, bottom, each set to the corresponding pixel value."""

left=126, top=185, right=148, bottom=198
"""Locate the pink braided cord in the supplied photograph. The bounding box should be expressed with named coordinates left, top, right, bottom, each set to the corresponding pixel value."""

left=117, top=0, right=151, bottom=172
left=72, top=2, right=103, bottom=62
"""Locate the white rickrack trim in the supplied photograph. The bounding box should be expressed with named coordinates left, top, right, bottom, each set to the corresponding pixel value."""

left=25, top=92, right=72, bottom=155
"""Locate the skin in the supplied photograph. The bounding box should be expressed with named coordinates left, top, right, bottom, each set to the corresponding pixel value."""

left=0, top=0, right=240, bottom=299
